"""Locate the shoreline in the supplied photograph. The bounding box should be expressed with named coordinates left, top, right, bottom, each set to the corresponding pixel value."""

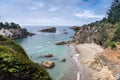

left=60, top=44, right=93, bottom=80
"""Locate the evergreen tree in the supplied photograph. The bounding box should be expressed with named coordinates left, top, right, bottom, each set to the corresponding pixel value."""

left=107, top=0, right=120, bottom=23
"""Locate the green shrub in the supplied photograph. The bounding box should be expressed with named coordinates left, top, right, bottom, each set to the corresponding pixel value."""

left=110, top=42, right=117, bottom=49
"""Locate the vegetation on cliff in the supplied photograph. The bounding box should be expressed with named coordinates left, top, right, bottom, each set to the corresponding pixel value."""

left=0, top=35, right=51, bottom=80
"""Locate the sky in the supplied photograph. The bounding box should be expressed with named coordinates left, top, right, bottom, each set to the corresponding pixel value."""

left=0, top=0, right=112, bottom=26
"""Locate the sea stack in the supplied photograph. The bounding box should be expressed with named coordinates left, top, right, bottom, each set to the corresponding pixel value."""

left=39, top=27, right=56, bottom=33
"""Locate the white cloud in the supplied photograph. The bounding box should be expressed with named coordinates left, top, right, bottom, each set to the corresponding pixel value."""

left=74, top=10, right=105, bottom=18
left=29, top=7, right=38, bottom=10
left=48, top=6, right=59, bottom=12
left=35, top=2, right=44, bottom=7
left=28, top=2, right=44, bottom=10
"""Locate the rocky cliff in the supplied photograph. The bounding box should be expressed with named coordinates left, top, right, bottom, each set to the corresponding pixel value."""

left=0, top=22, right=35, bottom=39
left=0, top=28, right=35, bottom=39
left=72, top=21, right=116, bottom=47
left=0, top=35, right=51, bottom=80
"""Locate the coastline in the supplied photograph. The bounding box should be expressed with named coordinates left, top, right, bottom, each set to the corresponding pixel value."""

left=61, top=44, right=94, bottom=80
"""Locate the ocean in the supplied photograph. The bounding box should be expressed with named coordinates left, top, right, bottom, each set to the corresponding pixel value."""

left=14, top=26, right=77, bottom=80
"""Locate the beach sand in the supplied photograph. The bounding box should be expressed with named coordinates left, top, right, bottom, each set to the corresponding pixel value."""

left=75, top=43, right=104, bottom=80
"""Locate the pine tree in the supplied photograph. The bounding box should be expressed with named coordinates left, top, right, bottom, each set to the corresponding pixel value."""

left=107, top=0, right=120, bottom=23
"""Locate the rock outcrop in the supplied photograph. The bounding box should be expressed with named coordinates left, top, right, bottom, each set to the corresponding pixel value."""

left=55, top=41, right=73, bottom=45
left=0, top=28, right=35, bottom=39
left=64, top=32, right=68, bottom=34
left=39, top=27, right=56, bottom=33
left=44, top=54, right=53, bottom=58
left=42, top=61, right=55, bottom=68
left=0, top=35, right=51, bottom=80
left=72, top=22, right=114, bottom=46
left=70, top=26, right=80, bottom=31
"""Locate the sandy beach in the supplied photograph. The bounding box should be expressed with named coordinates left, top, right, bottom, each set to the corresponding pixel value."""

left=75, top=43, right=104, bottom=80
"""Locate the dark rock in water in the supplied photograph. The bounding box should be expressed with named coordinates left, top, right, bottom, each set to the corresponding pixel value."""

left=41, top=61, right=55, bottom=68
left=60, top=58, right=66, bottom=62
left=64, top=32, right=68, bottom=34
left=28, top=32, right=36, bottom=36
left=55, top=41, right=67, bottom=45
left=44, top=54, right=53, bottom=58
left=55, top=41, right=73, bottom=45
left=39, top=27, right=56, bottom=33
left=70, top=26, right=80, bottom=31
left=70, top=36, right=74, bottom=38
left=63, top=29, right=66, bottom=31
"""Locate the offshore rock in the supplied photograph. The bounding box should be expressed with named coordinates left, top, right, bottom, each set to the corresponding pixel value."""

left=42, top=61, right=55, bottom=68
left=39, top=27, right=56, bottom=33
left=44, top=54, right=53, bottom=58
left=55, top=41, right=73, bottom=45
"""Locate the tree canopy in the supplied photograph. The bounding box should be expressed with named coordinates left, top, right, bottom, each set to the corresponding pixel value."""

left=0, top=22, right=21, bottom=29
left=107, top=0, right=120, bottom=23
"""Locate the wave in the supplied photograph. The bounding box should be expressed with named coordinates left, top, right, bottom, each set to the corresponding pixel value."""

left=34, top=46, right=43, bottom=48
left=55, top=31, right=60, bottom=34
left=34, top=30, right=61, bottom=35
left=25, top=46, right=43, bottom=50
left=69, top=45, right=82, bottom=80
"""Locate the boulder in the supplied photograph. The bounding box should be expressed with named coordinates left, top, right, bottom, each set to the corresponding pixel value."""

left=63, top=29, right=66, bottom=31
left=60, top=58, right=66, bottom=62
left=44, top=54, right=53, bottom=58
left=42, top=61, right=55, bottom=68
left=39, top=27, right=56, bottom=33
left=55, top=41, right=73, bottom=45
left=55, top=41, right=67, bottom=45
left=64, top=32, right=68, bottom=34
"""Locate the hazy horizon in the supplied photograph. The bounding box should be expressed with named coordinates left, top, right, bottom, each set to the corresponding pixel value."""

left=0, top=0, right=112, bottom=26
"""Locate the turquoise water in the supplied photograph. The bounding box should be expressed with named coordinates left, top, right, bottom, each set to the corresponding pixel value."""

left=15, top=26, right=75, bottom=80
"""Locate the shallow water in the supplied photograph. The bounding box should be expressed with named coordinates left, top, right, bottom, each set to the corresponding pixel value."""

left=14, top=26, right=75, bottom=80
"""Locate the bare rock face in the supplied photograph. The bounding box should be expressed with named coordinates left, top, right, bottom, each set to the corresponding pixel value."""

left=92, top=67, right=116, bottom=80
left=39, top=27, right=56, bottom=33
left=72, top=23, right=114, bottom=46
left=70, top=26, right=80, bottom=31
